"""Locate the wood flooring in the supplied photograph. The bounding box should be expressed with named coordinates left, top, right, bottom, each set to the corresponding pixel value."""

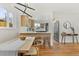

left=38, top=43, right=79, bottom=56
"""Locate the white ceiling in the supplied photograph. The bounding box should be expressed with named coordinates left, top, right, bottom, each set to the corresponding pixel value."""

left=0, top=3, right=79, bottom=20
left=30, top=3, right=79, bottom=13
left=29, top=3, right=79, bottom=20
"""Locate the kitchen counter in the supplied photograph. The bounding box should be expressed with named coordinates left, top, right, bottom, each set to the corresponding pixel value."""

left=19, top=32, right=51, bottom=33
left=19, top=32, right=51, bottom=48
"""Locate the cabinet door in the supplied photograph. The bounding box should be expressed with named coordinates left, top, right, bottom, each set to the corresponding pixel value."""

left=20, top=15, right=35, bottom=31
left=21, top=15, right=29, bottom=27
left=30, top=19, right=34, bottom=31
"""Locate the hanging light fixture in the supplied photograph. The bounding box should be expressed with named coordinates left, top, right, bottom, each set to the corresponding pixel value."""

left=14, top=3, right=35, bottom=17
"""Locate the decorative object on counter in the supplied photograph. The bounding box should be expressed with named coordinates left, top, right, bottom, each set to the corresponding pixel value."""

left=15, top=3, right=35, bottom=17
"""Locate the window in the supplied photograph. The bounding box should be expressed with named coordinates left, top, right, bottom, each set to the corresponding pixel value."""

left=0, top=7, right=13, bottom=27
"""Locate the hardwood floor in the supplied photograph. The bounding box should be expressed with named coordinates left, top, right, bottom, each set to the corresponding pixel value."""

left=38, top=43, right=79, bottom=56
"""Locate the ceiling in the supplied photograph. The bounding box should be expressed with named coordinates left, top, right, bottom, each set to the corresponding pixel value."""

left=0, top=3, right=79, bottom=20
left=29, top=3, right=79, bottom=20
left=30, top=3, right=79, bottom=13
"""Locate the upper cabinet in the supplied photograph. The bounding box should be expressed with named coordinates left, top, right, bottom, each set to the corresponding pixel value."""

left=20, top=15, right=49, bottom=32
left=20, top=15, right=35, bottom=31
left=21, top=15, right=29, bottom=27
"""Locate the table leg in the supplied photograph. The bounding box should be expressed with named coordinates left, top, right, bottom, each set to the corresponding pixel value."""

left=48, top=39, right=51, bottom=48
left=43, top=39, right=46, bottom=48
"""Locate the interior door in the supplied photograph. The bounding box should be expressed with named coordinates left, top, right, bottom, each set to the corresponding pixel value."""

left=54, top=20, right=60, bottom=42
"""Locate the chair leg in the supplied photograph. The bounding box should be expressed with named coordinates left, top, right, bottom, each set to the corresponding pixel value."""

left=47, top=39, right=51, bottom=48
left=72, top=36, right=74, bottom=44
left=76, top=36, right=78, bottom=44
left=61, top=36, right=64, bottom=44
left=64, top=37, right=65, bottom=44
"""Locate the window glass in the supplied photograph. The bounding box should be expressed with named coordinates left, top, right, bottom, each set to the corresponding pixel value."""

left=0, top=7, right=13, bottom=27
left=0, top=8, right=7, bottom=20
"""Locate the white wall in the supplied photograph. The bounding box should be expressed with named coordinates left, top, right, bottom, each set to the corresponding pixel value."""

left=0, top=3, right=79, bottom=44
left=0, top=29, right=18, bottom=43
left=29, top=3, right=79, bottom=43
left=56, top=13, right=79, bottom=43
left=0, top=3, right=19, bottom=43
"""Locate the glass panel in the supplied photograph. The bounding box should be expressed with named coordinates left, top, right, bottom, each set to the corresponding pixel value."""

left=0, top=8, right=7, bottom=20
left=35, top=23, right=48, bottom=32
left=0, top=7, right=13, bottom=27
